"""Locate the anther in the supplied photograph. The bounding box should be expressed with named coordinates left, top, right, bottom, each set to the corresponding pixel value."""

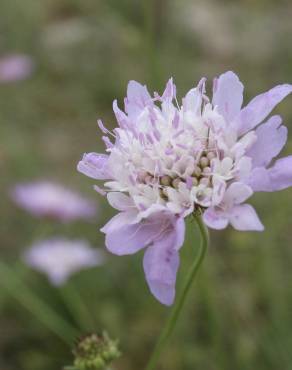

left=200, top=177, right=209, bottom=186
left=172, top=178, right=181, bottom=189
left=144, top=175, right=153, bottom=184
left=160, top=175, right=172, bottom=187
left=193, top=166, right=202, bottom=177
left=203, top=166, right=211, bottom=175
left=199, top=156, right=209, bottom=168
left=207, top=152, right=216, bottom=161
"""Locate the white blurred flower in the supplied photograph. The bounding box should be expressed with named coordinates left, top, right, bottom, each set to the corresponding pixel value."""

left=24, top=238, right=105, bottom=285
left=181, top=0, right=291, bottom=62
left=11, top=181, right=97, bottom=222
left=42, top=18, right=91, bottom=49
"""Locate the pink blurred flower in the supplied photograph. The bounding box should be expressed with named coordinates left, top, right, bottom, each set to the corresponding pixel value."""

left=0, top=54, right=34, bottom=83
left=24, top=238, right=105, bottom=285
left=11, top=181, right=96, bottom=222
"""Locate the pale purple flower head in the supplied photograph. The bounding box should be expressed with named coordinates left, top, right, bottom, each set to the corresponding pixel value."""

left=24, top=238, right=105, bottom=285
left=78, top=72, right=292, bottom=305
left=11, top=181, right=96, bottom=222
left=0, top=54, right=34, bottom=83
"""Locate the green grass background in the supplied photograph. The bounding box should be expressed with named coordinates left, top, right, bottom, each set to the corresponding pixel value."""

left=0, top=0, right=292, bottom=369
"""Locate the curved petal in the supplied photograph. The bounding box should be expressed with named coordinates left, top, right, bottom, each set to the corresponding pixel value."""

left=248, top=156, right=292, bottom=192
left=229, top=204, right=264, bottom=231
left=246, top=167, right=271, bottom=192
left=143, top=230, right=181, bottom=306
left=183, top=77, right=206, bottom=115
left=268, top=156, right=292, bottom=191
left=77, top=153, right=110, bottom=180
left=212, top=177, right=226, bottom=206
left=161, top=77, right=176, bottom=102
left=100, top=211, right=138, bottom=234
left=183, top=88, right=201, bottom=115
left=104, top=213, right=172, bottom=256
left=224, top=182, right=253, bottom=206
left=125, top=80, right=152, bottom=117
left=203, top=208, right=229, bottom=230
left=135, top=204, right=168, bottom=223
left=143, top=247, right=179, bottom=306
left=235, top=84, right=292, bottom=135
left=235, top=156, right=252, bottom=180
left=174, top=217, right=186, bottom=250
left=247, top=115, right=287, bottom=167
left=212, top=71, right=244, bottom=123
left=113, top=100, right=129, bottom=128
left=107, top=192, right=134, bottom=211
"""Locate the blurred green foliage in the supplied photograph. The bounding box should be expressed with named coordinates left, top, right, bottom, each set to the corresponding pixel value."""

left=0, top=0, right=292, bottom=369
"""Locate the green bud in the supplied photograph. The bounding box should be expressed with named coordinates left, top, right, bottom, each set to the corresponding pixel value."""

left=68, top=332, right=121, bottom=370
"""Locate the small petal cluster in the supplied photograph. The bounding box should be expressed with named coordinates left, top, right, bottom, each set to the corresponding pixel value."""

left=0, top=54, right=34, bottom=83
left=78, top=71, right=292, bottom=305
left=11, top=181, right=96, bottom=222
left=24, top=238, right=105, bottom=285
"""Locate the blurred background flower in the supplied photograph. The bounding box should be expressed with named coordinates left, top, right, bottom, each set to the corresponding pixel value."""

left=24, top=237, right=105, bottom=285
left=11, top=181, right=97, bottom=222
left=0, top=54, right=34, bottom=83
left=0, top=0, right=292, bottom=370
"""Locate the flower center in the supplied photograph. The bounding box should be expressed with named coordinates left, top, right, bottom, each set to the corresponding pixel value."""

left=137, top=150, right=218, bottom=204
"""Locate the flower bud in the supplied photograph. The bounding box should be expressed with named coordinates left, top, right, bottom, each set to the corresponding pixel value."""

left=71, top=332, right=121, bottom=370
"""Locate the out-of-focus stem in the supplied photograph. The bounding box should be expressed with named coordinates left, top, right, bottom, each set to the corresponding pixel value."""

left=60, top=282, right=96, bottom=332
left=0, top=260, right=78, bottom=344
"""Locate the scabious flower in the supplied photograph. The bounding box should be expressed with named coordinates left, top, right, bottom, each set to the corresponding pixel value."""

left=11, top=181, right=96, bottom=222
left=78, top=72, right=292, bottom=305
left=24, top=238, right=105, bottom=285
left=0, top=54, right=34, bottom=83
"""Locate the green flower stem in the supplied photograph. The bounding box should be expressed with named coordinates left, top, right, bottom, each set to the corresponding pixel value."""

left=144, top=213, right=209, bottom=370
left=0, top=260, right=79, bottom=344
left=60, top=282, right=96, bottom=332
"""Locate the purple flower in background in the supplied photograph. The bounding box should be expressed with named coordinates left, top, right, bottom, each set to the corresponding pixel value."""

left=78, top=72, right=292, bottom=305
left=24, top=238, right=105, bottom=285
left=0, top=54, right=34, bottom=83
left=11, top=181, right=96, bottom=222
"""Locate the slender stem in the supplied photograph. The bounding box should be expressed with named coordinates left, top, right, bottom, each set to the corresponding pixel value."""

left=60, top=282, right=96, bottom=332
left=144, top=213, right=209, bottom=370
left=0, top=260, right=79, bottom=344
